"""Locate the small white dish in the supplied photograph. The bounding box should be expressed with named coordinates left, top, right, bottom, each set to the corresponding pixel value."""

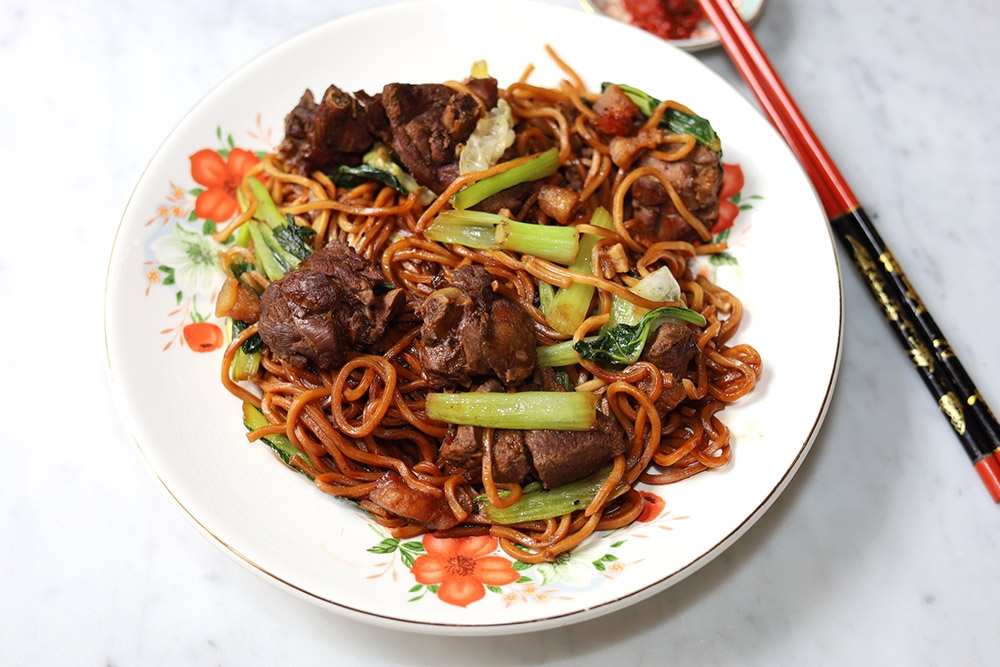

left=581, top=0, right=767, bottom=52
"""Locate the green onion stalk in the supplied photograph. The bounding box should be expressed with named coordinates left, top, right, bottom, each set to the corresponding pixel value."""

left=425, top=391, right=598, bottom=431
left=544, top=206, right=614, bottom=336
left=477, top=465, right=627, bottom=524
left=423, top=209, right=579, bottom=265
left=242, top=401, right=313, bottom=474
left=451, top=147, right=559, bottom=210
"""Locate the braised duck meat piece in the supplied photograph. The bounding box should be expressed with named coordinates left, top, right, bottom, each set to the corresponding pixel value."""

left=417, top=264, right=536, bottom=388
left=631, top=143, right=723, bottom=243
left=524, top=412, right=628, bottom=489
left=439, top=380, right=533, bottom=485
left=442, top=424, right=534, bottom=485
left=640, top=321, right=699, bottom=411
left=257, top=241, right=405, bottom=370
left=641, top=321, right=698, bottom=377
left=469, top=180, right=539, bottom=216
left=440, top=412, right=628, bottom=490
left=278, top=77, right=497, bottom=194
left=366, top=79, right=497, bottom=194
left=278, top=84, right=375, bottom=175
left=367, top=471, right=471, bottom=531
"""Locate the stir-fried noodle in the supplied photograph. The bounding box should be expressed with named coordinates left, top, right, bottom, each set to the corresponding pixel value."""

left=216, top=49, right=761, bottom=562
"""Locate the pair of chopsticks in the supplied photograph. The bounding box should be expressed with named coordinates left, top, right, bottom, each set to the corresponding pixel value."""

left=696, top=0, right=1000, bottom=502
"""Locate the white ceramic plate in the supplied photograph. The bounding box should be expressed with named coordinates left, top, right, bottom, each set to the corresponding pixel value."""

left=105, top=0, right=840, bottom=635
left=581, top=0, right=766, bottom=52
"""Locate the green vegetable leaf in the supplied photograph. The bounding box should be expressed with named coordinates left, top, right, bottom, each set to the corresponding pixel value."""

left=241, top=401, right=313, bottom=472
left=231, top=319, right=264, bottom=354
left=330, top=163, right=407, bottom=193
left=227, top=259, right=254, bottom=281
left=272, top=214, right=316, bottom=261
left=573, top=305, right=706, bottom=366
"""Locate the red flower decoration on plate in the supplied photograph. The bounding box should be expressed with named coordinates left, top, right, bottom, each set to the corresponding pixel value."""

left=410, top=534, right=520, bottom=607
left=182, top=321, right=224, bottom=352
left=189, top=147, right=260, bottom=222
left=636, top=490, right=665, bottom=523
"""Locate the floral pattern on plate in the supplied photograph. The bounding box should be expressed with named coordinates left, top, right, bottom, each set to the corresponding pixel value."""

left=141, top=123, right=272, bottom=353
left=364, top=489, right=687, bottom=608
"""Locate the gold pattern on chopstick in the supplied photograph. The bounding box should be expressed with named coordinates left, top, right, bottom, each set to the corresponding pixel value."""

left=907, top=337, right=934, bottom=371
left=939, top=392, right=967, bottom=435
left=932, top=338, right=955, bottom=360
left=848, top=237, right=898, bottom=321
left=878, top=250, right=925, bottom=314
left=847, top=236, right=934, bottom=373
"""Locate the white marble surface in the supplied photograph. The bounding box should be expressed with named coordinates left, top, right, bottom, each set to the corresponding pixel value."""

left=2, top=0, right=998, bottom=664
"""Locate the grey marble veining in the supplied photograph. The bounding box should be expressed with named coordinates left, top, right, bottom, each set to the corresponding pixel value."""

left=2, top=0, right=998, bottom=664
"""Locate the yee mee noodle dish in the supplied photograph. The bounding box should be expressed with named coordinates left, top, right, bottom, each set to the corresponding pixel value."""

left=214, top=48, right=761, bottom=563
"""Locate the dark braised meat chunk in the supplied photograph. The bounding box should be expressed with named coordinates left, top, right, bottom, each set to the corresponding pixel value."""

left=366, top=80, right=497, bottom=194
left=278, top=78, right=497, bottom=194
left=470, top=180, right=539, bottom=216
left=367, top=471, right=471, bottom=531
left=463, top=77, right=500, bottom=111
left=524, top=413, right=627, bottom=489
left=439, top=380, right=533, bottom=485
left=257, top=241, right=405, bottom=370
left=632, top=143, right=722, bottom=243
left=441, top=411, right=627, bottom=490
left=442, top=423, right=534, bottom=485
left=417, top=264, right=536, bottom=388
left=640, top=321, right=699, bottom=411
left=278, top=85, right=375, bottom=175
left=641, top=322, right=698, bottom=377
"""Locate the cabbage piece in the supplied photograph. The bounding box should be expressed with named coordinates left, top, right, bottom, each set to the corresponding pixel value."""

left=459, top=99, right=515, bottom=175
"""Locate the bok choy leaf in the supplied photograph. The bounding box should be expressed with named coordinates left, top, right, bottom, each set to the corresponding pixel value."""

left=573, top=305, right=706, bottom=366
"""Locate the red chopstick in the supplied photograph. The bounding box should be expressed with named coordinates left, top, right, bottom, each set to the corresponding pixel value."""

left=697, top=0, right=1000, bottom=502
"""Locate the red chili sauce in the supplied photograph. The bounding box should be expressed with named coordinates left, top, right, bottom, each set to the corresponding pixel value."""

left=622, top=0, right=705, bottom=40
